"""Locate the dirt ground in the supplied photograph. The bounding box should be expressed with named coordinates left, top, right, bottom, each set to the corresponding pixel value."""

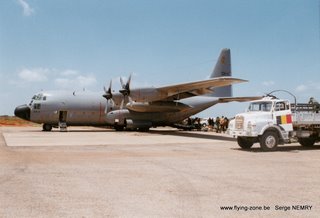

left=0, top=116, right=36, bottom=127
left=0, top=126, right=320, bottom=218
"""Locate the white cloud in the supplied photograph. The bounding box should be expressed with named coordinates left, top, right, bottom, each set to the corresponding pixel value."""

left=18, top=68, right=49, bottom=82
left=15, top=67, right=97, bottom=90
left=296, top=84, right=308, bottom=92
left=262, top=80, right=275, bottom=86
left=54, top=74, right=97, bottom=89
left=295, top=82, right=320, bottom=93
left=294, top=82, right=320, bottom=103
left=17, top=0, right=34, bottom=16
left=60, top=70, right=79, bottom=76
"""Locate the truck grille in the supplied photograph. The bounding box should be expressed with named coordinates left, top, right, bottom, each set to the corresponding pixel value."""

left=235, top=116, right=244, bottom=129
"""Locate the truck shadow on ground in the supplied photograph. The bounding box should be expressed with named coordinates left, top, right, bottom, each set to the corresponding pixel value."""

left=233, top=145, right=320, bottom=153
left=148, top=130, right=237, bottom=142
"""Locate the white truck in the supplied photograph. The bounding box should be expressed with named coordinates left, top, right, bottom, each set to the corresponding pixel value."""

left=227, top=96, right=320, bottom=151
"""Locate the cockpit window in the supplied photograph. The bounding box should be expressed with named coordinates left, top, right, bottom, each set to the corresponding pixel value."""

left=248, top=101, right=272, bottom=112
left=30, top=93, right=47, bottom=105
left=32, top=93, right=43, bottom=100
left=31, top=93, right=47, bottom=101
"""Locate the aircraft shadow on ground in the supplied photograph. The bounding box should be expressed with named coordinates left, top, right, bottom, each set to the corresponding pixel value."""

left=30, top=127, right=236, bottom=141
left=25, top=130, right=112, bottom=133
left=28, top=127, right=114, bottom=133
left=53, top=128, right=237, bottom=141
left=53, top=129, right=113, bottom=133
left=149, top=130, right=237, bottom=142
left=232, top=145, right=320, bottom=153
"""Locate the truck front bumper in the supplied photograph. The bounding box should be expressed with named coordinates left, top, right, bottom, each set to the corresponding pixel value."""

left=227, top=129, right=259, bottom=138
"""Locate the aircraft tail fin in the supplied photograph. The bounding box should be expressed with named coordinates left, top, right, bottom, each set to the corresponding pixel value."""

left=209, top=48, right=232, bottom=97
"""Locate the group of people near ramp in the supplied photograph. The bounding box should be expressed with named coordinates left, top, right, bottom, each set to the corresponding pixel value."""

left=186, top=116, right=229, bottom=133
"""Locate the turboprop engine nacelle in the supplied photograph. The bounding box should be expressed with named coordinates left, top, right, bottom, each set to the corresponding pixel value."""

left=106, top=109, right=130, bottom=125
left=126, top=101, right=191, bottom=112
left=106, top=109, right=152, bottom=130
left=125, top=119, right=152, bottom=130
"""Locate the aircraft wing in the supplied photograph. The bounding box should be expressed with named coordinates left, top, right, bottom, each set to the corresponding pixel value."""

left=218, top=96, right=263, bottom=103
left=156, top=77, right=247, bottom=101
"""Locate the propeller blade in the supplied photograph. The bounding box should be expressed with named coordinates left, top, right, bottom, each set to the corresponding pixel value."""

left=128, top=96, right=133, bottom=106
left=108, top=80, right=112, bottom=93
left=119, top=74, right=131, bottom=96
left=120, top=99, right=124, bottom=109
left=104, top=104, right=108, bottom=114
left=119, top=74, right=133, bottom=109
left=126, top=73, right=132, bottom=90
left=105, top=98, right=115, bottom=114
left=120, top=77, right=125, bottom=89
left=103, top=80, right=113, bottom=100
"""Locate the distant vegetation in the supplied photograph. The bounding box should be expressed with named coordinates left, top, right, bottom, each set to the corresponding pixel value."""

left=0, top=116, right=37, bottom=126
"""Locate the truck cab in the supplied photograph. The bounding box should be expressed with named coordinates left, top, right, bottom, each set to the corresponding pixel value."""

left=228, top=97, right=293, bottom=151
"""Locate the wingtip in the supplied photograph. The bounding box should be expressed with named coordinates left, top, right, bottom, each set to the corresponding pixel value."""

left=230, top=77, right=248, bottom=83
left=215, top=77, right=248, bottom=83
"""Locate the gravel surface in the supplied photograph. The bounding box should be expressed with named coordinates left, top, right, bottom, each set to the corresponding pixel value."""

left=0, top=127, right=319, bottom=218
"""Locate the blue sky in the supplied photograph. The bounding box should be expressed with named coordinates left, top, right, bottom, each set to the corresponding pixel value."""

left=0, top=0, right=319, bottom=117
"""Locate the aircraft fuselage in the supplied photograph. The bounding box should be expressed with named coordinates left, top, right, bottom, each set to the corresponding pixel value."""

left=15, top=90, right=219, bottom=130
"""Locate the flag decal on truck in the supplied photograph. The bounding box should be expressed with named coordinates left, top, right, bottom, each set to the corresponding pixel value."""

left=276, top=114, right=292, bottom=125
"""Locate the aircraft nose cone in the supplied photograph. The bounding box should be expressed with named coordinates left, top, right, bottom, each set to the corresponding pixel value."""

left=14, top=104, right=31, bottom=121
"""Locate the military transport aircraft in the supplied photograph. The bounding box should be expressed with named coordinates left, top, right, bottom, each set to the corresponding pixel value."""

left=14, top=48, right=260, bottom=131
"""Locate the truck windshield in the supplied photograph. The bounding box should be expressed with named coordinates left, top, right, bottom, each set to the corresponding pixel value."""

left=248, top=101, right=272, bottom=112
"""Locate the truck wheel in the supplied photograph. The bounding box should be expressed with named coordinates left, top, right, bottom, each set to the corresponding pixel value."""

left=237, top=137, right=254, bottom=149
left=260, top=131, right=278, bottom=151
left=42, top=124, right=52, bottom=131
left=298, top=137, right=316, bottom=147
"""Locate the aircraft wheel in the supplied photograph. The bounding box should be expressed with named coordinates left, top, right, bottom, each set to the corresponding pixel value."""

left=260, top=131, right=278, bottom=151
left=237, top=137, right=254, bottom=149
left=42, top=124, right=52, bottom=131
left=114, top=126, right=124, bottom=131
left=298, top=137, right=316, bottom=147
left=138, top=127, right=150, bottom=132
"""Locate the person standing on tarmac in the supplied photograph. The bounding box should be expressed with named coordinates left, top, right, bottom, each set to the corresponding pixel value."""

left=215, top=116, right=220, bottom=133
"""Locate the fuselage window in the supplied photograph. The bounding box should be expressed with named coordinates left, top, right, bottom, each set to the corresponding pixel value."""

left=33, top=103, right=41, bottom=110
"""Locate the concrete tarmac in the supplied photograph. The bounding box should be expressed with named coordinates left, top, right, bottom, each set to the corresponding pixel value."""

left=0, top=126, right=319, bottom=218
